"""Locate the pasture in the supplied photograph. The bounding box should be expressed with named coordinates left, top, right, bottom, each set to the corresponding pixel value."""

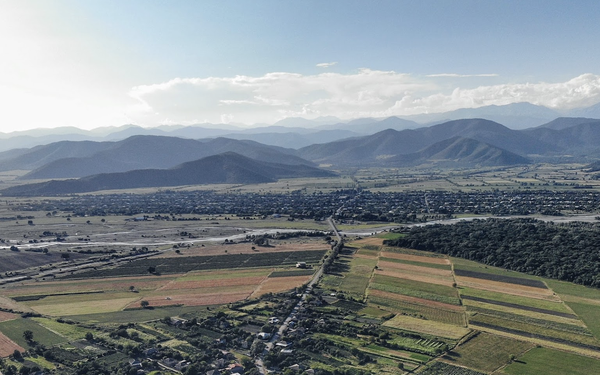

left=502, top=347, right=600, bottom=375
left=0, top=318, right=66, bottom=349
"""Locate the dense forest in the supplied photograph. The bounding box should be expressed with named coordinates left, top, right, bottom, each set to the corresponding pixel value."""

left=384, top=218, right=600, bottom=287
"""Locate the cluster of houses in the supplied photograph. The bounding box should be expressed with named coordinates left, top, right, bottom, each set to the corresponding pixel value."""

left=129, top=347, right=246, bottom=375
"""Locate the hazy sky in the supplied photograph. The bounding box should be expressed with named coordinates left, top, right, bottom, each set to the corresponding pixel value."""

left=1, top=0, right=600, bottom=132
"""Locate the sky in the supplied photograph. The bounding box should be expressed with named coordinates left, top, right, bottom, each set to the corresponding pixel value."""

left=1, top=0, right=600, bottom=132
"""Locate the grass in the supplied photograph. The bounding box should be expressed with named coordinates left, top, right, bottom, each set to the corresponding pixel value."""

left=30, top=296, right=140, bottom=316
left=32, top=318, right=91, bottom=340
left=563, top=301, right=600, bottom=341
left=444, top=332, right=534, bottom=373
left=68, top=305, right=209, bottom=324
left=502, top=347, right=600, bottom=375
left=545, top=279, right=600, bottom=300
left=0, top=318, right=67, bottom=348
left=377, top=232, right=406, bottom=240
left=321, top=255, right=377, bottom=298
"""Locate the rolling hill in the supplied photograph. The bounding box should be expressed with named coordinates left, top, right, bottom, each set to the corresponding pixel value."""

left=383, top=137, right=531, bottom=167
left=0, top=152, right=337, bottom=196
left=297, top=119, right=548, bottom=166
left=13, top=136, right=312, bottom=179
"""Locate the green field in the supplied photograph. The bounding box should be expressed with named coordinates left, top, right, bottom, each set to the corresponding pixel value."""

left=502, top=347, right=600, bottom=375
left=67, top=305, right=212, bottom=324
left=321, top=251, right=377, bottom=298
left=376, top=232, right=406, bottom=240
left=563, top=301, right=600, bottom=340
left=445, top=332, right=534, bottom=373
left=0, top=318, right=67, bottom=348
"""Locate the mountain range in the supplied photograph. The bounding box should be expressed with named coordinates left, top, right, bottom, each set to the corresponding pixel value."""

left=3, top=114, right=600, bottom=195
left=1, top=152, right=337, bottom=196
left=3, top=101, right=600, bottom=153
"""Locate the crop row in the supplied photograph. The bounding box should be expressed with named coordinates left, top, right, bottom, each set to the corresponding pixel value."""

left=461, top=295, right=576, bottom=318
left=61, top=250, right=326, bottom=279
left=370, top=281, right=460, bottom=305
left=454, top=269, right=547, bottom=289
left=467, top=306, right=591, bottom=336
left=368, top=295, right=466, bottom=326
left=469, top=314, right=600, bottom=349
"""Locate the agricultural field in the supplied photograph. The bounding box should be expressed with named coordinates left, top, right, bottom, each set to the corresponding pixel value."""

left=442, top=332, right=534, bottom=373
left=501, top=347, right=600, bottom=375
left=383, top=315, right=470, bottom=340
left=0, top=240, right=324, bottom=319
left=320, top=234, right=600, bottom=374
left=417, top=361, right=486, bottom=375
left=0, top=318, right=67, bottom=348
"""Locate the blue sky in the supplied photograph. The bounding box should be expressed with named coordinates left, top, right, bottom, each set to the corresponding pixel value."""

left=1, top=0, right=600, bottom=131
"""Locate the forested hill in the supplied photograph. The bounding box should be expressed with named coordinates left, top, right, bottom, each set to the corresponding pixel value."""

left=384, top=218, right=600, bottom=287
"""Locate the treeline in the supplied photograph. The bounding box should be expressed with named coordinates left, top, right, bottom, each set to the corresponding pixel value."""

left=384, top=218, right=600, bottom=287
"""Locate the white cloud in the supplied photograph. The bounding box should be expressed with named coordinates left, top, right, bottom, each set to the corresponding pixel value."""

left=127, top=71, right=600, bottom=125
left=426, top=73, right=499, bottom=78
left=316, top=62, right=337, bottom=68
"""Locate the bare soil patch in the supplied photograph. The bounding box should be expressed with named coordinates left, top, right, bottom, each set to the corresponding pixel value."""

left=0, top=331, right=25, bottom=357
left=0, top=311, right=18, bottom=322
left=350, top=238, right=384, bottom=246
left=250, top=275, right=311, bottom=298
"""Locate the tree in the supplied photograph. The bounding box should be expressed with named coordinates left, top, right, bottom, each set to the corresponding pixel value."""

left=12, top=350, right=22, bottom=360
left=85, top=332, right=94, bottom=341
left=23, top=330, right=34, bottom=343
left=141, top=300, right=150, bottom=308
left=129, top=286, right=135, bottom=292
left=61, top=253, right=70, bottom=261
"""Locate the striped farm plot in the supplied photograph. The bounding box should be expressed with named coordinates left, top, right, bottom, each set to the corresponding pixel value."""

left=379, top=251, right=451, bottom=267
left=368, top=289, right=466, bottom=326
left=375, top=267, right=455, bottom=287
left=383, top=314, right=471, bottom=340
left=377, top=260, right=454, bottom=279
left=455, top=276, right=559, bottom=301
